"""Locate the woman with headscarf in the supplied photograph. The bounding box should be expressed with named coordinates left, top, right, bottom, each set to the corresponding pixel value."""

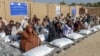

left=20, top=25, right=41, bottom=52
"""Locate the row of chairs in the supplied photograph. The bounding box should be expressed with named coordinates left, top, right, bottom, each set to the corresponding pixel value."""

left=10, top=25, right=100, bottom=56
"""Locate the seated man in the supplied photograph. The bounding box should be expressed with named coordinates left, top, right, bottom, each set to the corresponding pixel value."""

left=34, top=19, right=41, bottom=34
left=20, top=25, right=41, bottom=52
left=21, top=16, right=29, bottom=29
left=82, top=21, right=90, bottom=29
left=10, top=22, right=23, bottom=41
left=40, top=19, right=50, bottom=40
left=0, top=22, right=6, bottom=38
left=47, top=22, right=63, bottom=42
left=5, top=20, right=15, bottom=35
left=63, top=20, right=73, bottom=37
left=74, top=21, right=82, bottom=32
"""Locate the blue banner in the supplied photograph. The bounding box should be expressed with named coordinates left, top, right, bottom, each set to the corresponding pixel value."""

left=72, top=8, right=76, bottom=16
left=10, top=2, right=27, bottom=16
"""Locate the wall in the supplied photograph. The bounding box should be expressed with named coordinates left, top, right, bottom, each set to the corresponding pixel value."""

left=87, top=7, right=100, bottom=17
left=0, top=1, right=5, bottom=19
left=31, top=3, right=71, bottom=20
left=31, top=3, right=48, bottom=20
left=0, top=0, right=31, bottom=22
left=5, top=1, right=31, bottom=22
left=70, top=5, right=89, bottom=17
left=48, top=4, right=70, bottom=20
left=0, top=0, right=88, bottom=22
left=48, top=4, right=57, bottom=20
left=61, top=5, right=70, bottom=16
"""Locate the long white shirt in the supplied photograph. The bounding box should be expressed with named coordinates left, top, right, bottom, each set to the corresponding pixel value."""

left=63, top=24, right=73, bottom=37
left=11, top=26, right=23, bottom=35
left=21, top=19, right=28, bottom=29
